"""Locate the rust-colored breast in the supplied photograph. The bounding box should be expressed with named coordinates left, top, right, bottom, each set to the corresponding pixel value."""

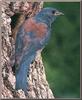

left=23, top=18, right=48, bottom=38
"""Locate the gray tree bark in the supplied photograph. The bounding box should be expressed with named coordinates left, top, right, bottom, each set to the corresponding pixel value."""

left=1, top=1, right=55, bottom=99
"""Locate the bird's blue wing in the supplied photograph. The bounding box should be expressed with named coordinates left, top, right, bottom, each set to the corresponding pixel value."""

left=15, top=26, right=43, bottom=92
left=40, top=29, right=51, bottom=47
left=15, top=20, right=50, bottom=93
left=15, top=25, right=33, bottom=70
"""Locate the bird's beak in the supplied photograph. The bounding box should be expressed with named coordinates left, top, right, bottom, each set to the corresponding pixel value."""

left=54, top=11, right=64, bottom=16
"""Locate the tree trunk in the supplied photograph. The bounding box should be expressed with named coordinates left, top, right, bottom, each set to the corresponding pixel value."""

left=1, top=1, right=54, bottom=99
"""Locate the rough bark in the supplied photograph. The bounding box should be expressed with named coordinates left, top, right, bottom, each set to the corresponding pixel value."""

left=1, top=1, right=54, bottom=99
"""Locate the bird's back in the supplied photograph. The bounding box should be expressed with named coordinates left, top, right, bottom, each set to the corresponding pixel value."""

left=23, top=18, right=48, bottom=38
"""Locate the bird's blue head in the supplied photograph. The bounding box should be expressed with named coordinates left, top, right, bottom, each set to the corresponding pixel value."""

left=35, top=7, right=64, bottom=27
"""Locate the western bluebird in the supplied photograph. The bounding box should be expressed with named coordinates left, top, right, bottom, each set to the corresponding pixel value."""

left=14, top=7, right=64, bottom=94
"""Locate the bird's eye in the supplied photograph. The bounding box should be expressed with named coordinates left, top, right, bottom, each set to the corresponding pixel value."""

left=52, top=10, right=55, bottom=14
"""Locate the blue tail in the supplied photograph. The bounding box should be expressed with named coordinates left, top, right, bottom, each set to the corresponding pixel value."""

left=15, top=54, right=35, bottom=93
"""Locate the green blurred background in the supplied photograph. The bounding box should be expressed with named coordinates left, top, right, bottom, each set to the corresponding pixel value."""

left=42, top=2, right=80, bottom=98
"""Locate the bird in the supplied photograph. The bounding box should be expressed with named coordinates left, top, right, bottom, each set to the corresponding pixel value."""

left=14, top=7, right=64, bottom=94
